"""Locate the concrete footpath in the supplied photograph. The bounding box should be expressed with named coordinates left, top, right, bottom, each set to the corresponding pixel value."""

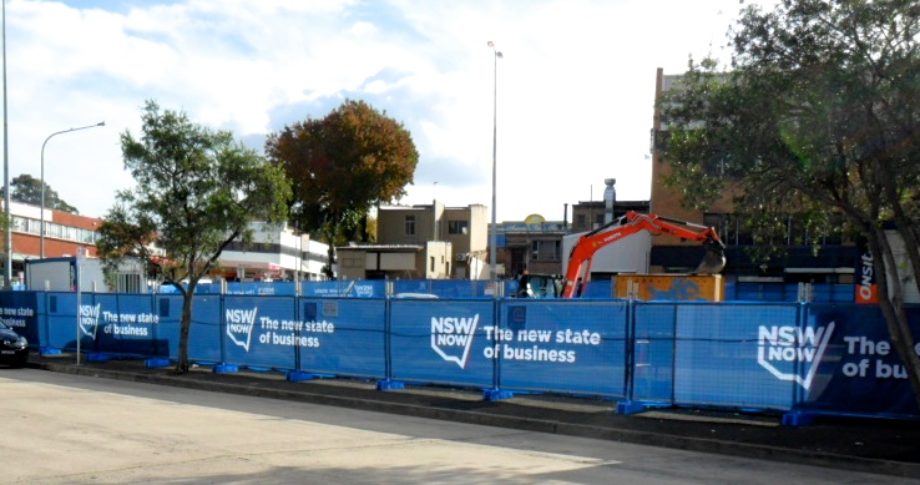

left=28, top=355, right=920, bottom=479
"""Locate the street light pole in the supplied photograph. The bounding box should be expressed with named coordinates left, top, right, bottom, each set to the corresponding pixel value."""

left=40, top=121, right=104, bottom=258
left=2, top=0, right=10, bottom=287
left=488, top=41, right=502, bottom=294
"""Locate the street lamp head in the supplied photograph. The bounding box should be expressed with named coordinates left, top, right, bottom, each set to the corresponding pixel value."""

left=39, top=119, right=107, bottom=259
left=487, top=41, right=503, bottom=58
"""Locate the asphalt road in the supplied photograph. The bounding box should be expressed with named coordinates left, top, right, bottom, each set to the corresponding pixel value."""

left=1, top=369, right=913, bottom=484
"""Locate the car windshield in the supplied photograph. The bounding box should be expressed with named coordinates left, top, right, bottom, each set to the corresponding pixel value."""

left=0, top=321, right=8, bottom=330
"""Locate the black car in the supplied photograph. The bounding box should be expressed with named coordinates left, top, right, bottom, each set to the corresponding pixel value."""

left=0, top=321, right=28, bottom=367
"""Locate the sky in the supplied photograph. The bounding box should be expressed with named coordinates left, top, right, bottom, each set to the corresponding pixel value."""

left=1, top=0, right=771, bottom=222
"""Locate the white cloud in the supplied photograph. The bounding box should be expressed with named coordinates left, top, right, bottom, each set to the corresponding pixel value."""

left=0, top=0, right=773, bottom=221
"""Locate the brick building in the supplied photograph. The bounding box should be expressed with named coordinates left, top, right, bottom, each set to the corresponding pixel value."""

left=650, top=67, right=858, bottom=282
left=2, top=201, right=102, bottom=285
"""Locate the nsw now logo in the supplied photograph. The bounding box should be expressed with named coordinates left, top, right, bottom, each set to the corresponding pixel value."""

left=431, top=314, right=479, bottom=369
left=226, top=308, right=258, bottom=352
left=79, top=304, right=101, bottom=339
left=757, top=322, right=834, bottom=390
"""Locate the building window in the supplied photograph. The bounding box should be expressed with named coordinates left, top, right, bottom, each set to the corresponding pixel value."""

left=529, top=240, right=562, bottom=262
left=448, top=220, right=468, bottom=235
left=430, top=256, right=435, bottom=272
left=117, top=273, right=143, bottom=293
left=575, top=214, right=586, bottom=229
left=9, top=216, right=99, bottom=245
left=11, top=216, right=26, bottom=232
left=405, top=215, right=416, bottom=235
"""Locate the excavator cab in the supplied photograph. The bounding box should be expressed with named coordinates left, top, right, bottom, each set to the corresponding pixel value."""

left=695, top=238, right=727, bottom=274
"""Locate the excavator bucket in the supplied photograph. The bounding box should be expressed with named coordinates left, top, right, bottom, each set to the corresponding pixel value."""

left=695, top=242, right=727, bottom=274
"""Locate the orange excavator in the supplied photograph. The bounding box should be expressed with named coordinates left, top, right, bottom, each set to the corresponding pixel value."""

left=561, top=211, right=727, bottom=298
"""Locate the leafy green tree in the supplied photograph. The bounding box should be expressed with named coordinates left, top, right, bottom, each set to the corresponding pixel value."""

left=662, top=0, right=920, bottom=405
left=266, top=100, right=418, bottom=278
left=0, top=174, right=78, bottom=213
left=96, top=101, right=291, bottom=374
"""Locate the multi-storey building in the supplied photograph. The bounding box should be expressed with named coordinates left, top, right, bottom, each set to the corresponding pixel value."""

left=2, top=201, right=330, bottom=287
left=339, top=201, right=488, bottom=280
left=496, top=217, right=567, bottom=277
left=213, top=222, right=329, bottom=282
left=1, top=201, right=101, bottom=285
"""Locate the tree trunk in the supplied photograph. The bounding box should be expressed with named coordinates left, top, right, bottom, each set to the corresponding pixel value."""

left=868, top=229, right=920, bottom=411
left=323, top=225, right=337, bottom=280
left=176, top=266, right=196, bottom=374
left=359, top=213, right=368, bottom=242
left=176, top=292, right=192, bottom=374
left=881, top=177, right=920, bottom=299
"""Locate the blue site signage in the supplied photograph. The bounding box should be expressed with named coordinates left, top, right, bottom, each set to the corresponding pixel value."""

left=219, top=296, right=386, bottom=376
left=798, top=304, right=920, bottom=417
left=156, top=295, right=223, bottom=363
left=498, top=300, right=628, bottom=397
left=0, top=291, right=40, bottom=345
left=296, top=298, right=386, bottom=378
left=390, top=299, right=496, bottom=388
left=302, top=280, right=384, bottom=298
left=223, top=296, right=298, bottom=370
left=673, top=303, right=801, bottom=410
left=90, top=293, right=160, bottom=356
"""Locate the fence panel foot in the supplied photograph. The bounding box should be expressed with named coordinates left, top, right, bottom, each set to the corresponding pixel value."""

left=213, top=363, right=239, bottom=374
left=39, top=346, right=62, bottom=357
left=782, top=411, right=816, bottom=427
left=616, top=400, right=647, bottom=415
left=145, top=357, right=171, bottom=368
left=286, top=371, right=315, bottom=382
left=483, top=388, right=514, bottom=401
left=376, top=379, right=405, bottom=391
left=86, top=352, right=111, bottom=363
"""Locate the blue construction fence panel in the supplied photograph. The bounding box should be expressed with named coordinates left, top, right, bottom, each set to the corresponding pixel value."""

left=389, top=299, right=496, bottom=388
left=632, top=303, right=677, bottom=403
left=41, top=292, right=160, bottom=356
left=223, top=296, right=297, bottom=370
left=154, top=295, right=222, bottom=363
left=670, top=303, right=800, bottom=410
left=393, top=279, right=494, bottom=299
left=796, top=304, right=920, bottom=418
left=156, top=282, right=219, bottom=294
left=809, top=284, right=854, bottom=303
left=0, top=291, right=40, bottom=347
left=225, top=282, right=297, bottom=296
left=153, top=295, right=182, bottom=360
left=727, top=282, right=854, bottom=303
left=302, top=280, right=385, bottom=298
left=43, top=292, right=100, bottom=352
left=90, top=293, right=162, bottom=357
left=498, top=300, right=628, bottom=397
left=728, top=283, right=796, bottom=302
left=195, top=283, right=223, bottom=294
left=297, top=298, right=386, bottom=378
left=580, top=280, right=613, bottom=298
